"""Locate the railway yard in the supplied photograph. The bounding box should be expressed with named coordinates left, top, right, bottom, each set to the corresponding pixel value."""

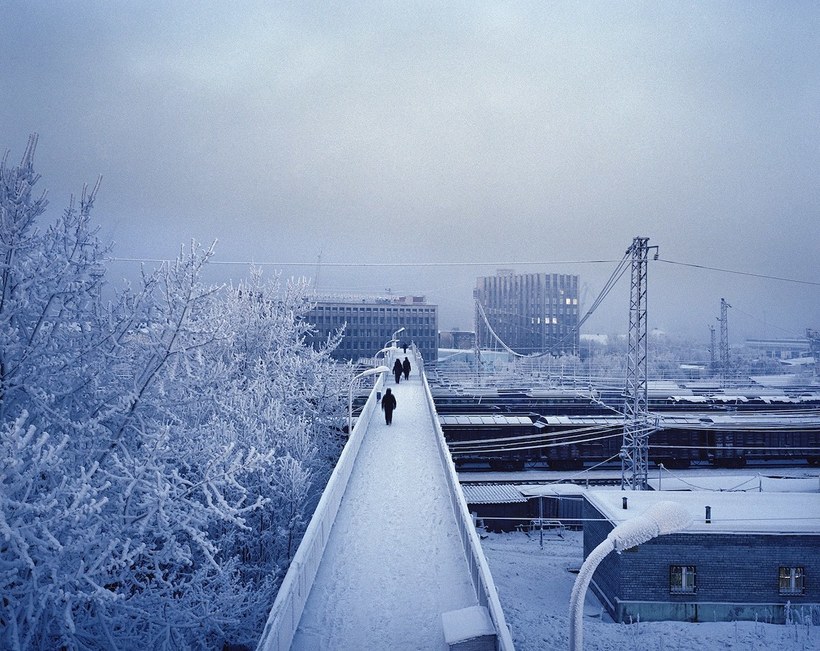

left=428, top=365, right=820, bottom=472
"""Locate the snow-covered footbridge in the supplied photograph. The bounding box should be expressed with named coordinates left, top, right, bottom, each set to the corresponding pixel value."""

left=257, top=350, right=514, bottom=651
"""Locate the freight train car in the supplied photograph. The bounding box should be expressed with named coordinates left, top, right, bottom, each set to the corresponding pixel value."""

left=438, top=411, right=820, bottom=470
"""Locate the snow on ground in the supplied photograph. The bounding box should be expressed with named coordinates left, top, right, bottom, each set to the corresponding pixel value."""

left=481, top=529, right=817, bottom=651
left=292, top=368, right=477, bottom=650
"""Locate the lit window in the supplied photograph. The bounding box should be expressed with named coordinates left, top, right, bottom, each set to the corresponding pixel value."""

left=779, top=567, right=805, bottom=595
left=565, top=298, right=572, bottom=305
left=573, top=298, right=578, bottom=305
left=670, top=565, right=696, bottom=594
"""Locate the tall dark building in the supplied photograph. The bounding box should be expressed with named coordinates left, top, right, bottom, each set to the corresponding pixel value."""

left=475, top=270, right=580, bottom=355
left=305, top=294, right=438, bottom=363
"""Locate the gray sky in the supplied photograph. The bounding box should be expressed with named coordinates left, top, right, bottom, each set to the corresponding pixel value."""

left=2, top=1, right=818, bottom=344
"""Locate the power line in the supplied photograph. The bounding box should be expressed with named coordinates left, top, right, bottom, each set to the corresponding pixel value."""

left=110, top=254, right=820, bottom=287
left=656, top=258, right=820, bottom=287
left=110, top=257, right=622, bottom=268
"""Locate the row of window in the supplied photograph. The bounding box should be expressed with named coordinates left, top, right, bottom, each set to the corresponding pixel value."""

left=313, top=316, right=433, bottom=326
left=492, top=298, right=579, bottom=308
left=313, top=306, right=435, bottom=315
left=338, top=340, right=434, bottom=351
left=670, top=565, right=805, bottom=595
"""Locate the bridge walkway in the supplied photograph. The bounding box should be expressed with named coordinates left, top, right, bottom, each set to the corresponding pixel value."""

left=291, top=366, right=479, bottom=649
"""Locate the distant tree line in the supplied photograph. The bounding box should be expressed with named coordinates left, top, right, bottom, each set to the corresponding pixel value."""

left=1, top=136, right=348, bottom=650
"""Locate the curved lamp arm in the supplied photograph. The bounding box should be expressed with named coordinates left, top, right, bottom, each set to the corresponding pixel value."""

left=569, top=501, right=691, bottom=650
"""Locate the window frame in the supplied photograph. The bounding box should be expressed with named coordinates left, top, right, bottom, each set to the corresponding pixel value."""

left=779, top=566, right=805, bottom=596
left=669, top=565, right=697, bottom=594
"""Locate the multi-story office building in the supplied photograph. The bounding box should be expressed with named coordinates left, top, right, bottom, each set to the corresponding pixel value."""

left=475, top=269, right=580, bottom=355
left=305, top=294, right=438, bottom=363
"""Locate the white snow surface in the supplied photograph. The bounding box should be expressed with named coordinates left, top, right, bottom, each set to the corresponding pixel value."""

left=481, top=529, right=818, bottom=651
left=588, top=490, right=820, bottom=534
left=292, top=371, right=477, bottom=650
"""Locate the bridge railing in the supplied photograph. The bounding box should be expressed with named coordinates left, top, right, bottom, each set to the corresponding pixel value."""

left=417, top=352, right=516, bottom=651
left=256, top=373, right=386, bottom=651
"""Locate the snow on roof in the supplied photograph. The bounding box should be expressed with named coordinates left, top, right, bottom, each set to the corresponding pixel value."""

left=710, top=394, right=749, bottom=402
left=647, top=474, right=820, bottom=493
left=669, top=395, right=708, bottom=403
left=585, top=490, right=820, bottom=535
left=461, top=483, right=528, bottom=504
left=439, top=414, right=533, bottom=426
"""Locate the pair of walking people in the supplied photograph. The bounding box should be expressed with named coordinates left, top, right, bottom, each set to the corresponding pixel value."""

left=392, top=357, right=411, bottom=384
left=383, top=356, right=411, bottom=425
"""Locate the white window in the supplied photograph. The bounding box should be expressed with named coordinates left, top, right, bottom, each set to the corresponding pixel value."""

left=779, top=567, right=805, bottom=595
left=670, top=565, right=696, bottom=594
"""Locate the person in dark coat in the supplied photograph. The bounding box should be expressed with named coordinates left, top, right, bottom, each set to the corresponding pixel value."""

left=381, top=387, right=397, bottom=425
left=402, top=342, right=408, bottom=353
left=402, top=356, right=411, bottom=380
left=392, top=358, right=403, bottom=384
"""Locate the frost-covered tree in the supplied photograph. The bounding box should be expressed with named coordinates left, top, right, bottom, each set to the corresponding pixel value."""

left=1, top=137, right=348, bottom=649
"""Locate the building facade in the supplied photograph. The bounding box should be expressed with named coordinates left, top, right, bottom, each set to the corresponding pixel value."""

left=744, top=337, right=811, bottom=360
left=475, top=270, right=580, bottom=355
left=305, top=294, right=438, bottom=363
left=583, top=492, right=820, bottom=624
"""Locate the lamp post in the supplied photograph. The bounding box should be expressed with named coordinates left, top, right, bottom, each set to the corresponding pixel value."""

left=374, top=346, right=394, bottom=365
left=348, top=366, right=390, bottom=435
left=568, top=500, right=692, bottom=651
left=392, top=326, right=406, bottom=342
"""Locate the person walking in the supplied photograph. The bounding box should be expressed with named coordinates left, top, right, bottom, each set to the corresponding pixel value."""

left=402, top=356, right=411, bottom=380
left=381, top=387, right=397, bottom=425
left=392, top=358, right=403, bottom=384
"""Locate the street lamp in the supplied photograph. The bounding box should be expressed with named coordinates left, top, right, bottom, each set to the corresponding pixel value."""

left=374, top=346, right=394, bottom=360
left=348, top=366, right=390, bottom=435
left=392, top=326, right=406, bottom=341
left=568, top=500, right=692, bottom=651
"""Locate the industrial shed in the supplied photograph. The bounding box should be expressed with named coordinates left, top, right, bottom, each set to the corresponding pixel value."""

left=583, top=491, right=820, bottom=624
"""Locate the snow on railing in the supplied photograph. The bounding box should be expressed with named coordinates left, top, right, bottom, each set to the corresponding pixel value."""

left=256, top=373, right=386, bottom=651
left=418, top=351, right=516, bottom=651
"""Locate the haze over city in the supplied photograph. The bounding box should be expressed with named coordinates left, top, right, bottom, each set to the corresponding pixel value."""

left=2, top=1, right=818, bottom=343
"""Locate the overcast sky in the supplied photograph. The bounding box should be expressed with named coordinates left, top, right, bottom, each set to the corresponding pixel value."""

left=2, top=1, right=818, bottom=344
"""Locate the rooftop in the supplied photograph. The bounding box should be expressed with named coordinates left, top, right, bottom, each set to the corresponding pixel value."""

left=586, top=490, right=820, bottom=535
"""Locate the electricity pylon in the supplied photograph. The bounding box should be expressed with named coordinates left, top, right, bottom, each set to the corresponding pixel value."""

left=621, top=236, right=657, bottom=490
left=718, top=298, right=731, bottom=387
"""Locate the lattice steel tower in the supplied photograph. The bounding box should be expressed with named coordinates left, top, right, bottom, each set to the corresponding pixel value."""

left=621, top=237, right=656, bottom=490
left=719, top=298, right=731, bottom=387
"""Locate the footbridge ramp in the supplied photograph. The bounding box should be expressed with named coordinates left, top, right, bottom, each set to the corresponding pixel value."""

left=257, top=350, right=514, bottom=650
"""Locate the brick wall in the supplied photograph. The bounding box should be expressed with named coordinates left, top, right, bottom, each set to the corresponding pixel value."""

left=583, top=499, right=820, bottom=623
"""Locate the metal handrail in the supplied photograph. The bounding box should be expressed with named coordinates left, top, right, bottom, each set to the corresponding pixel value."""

left=417, top=351, right=516, bottom=651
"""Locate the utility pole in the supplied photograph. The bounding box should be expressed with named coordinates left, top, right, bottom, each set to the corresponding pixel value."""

left=473, top=291, right=482, bottom=380
left=621, top=236, right=657, bottom=490
left=709, top=324, right=717, bottom=375
left=719, top=298, right=731, bottom=388
left=807, top=328, right=820, bottom=377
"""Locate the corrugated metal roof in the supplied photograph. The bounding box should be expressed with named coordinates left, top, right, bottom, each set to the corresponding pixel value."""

left=438, top=415, right=533, bottom=426
left=460, top=483, right=528, bottom=504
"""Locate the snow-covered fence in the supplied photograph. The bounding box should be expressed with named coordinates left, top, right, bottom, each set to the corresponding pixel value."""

left=256, top=373, right=386, bottom=651
left=417, top=353, right=516, bottom=651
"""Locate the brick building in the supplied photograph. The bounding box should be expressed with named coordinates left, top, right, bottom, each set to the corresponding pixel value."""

left=583, top=491, right=820, bottom=624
